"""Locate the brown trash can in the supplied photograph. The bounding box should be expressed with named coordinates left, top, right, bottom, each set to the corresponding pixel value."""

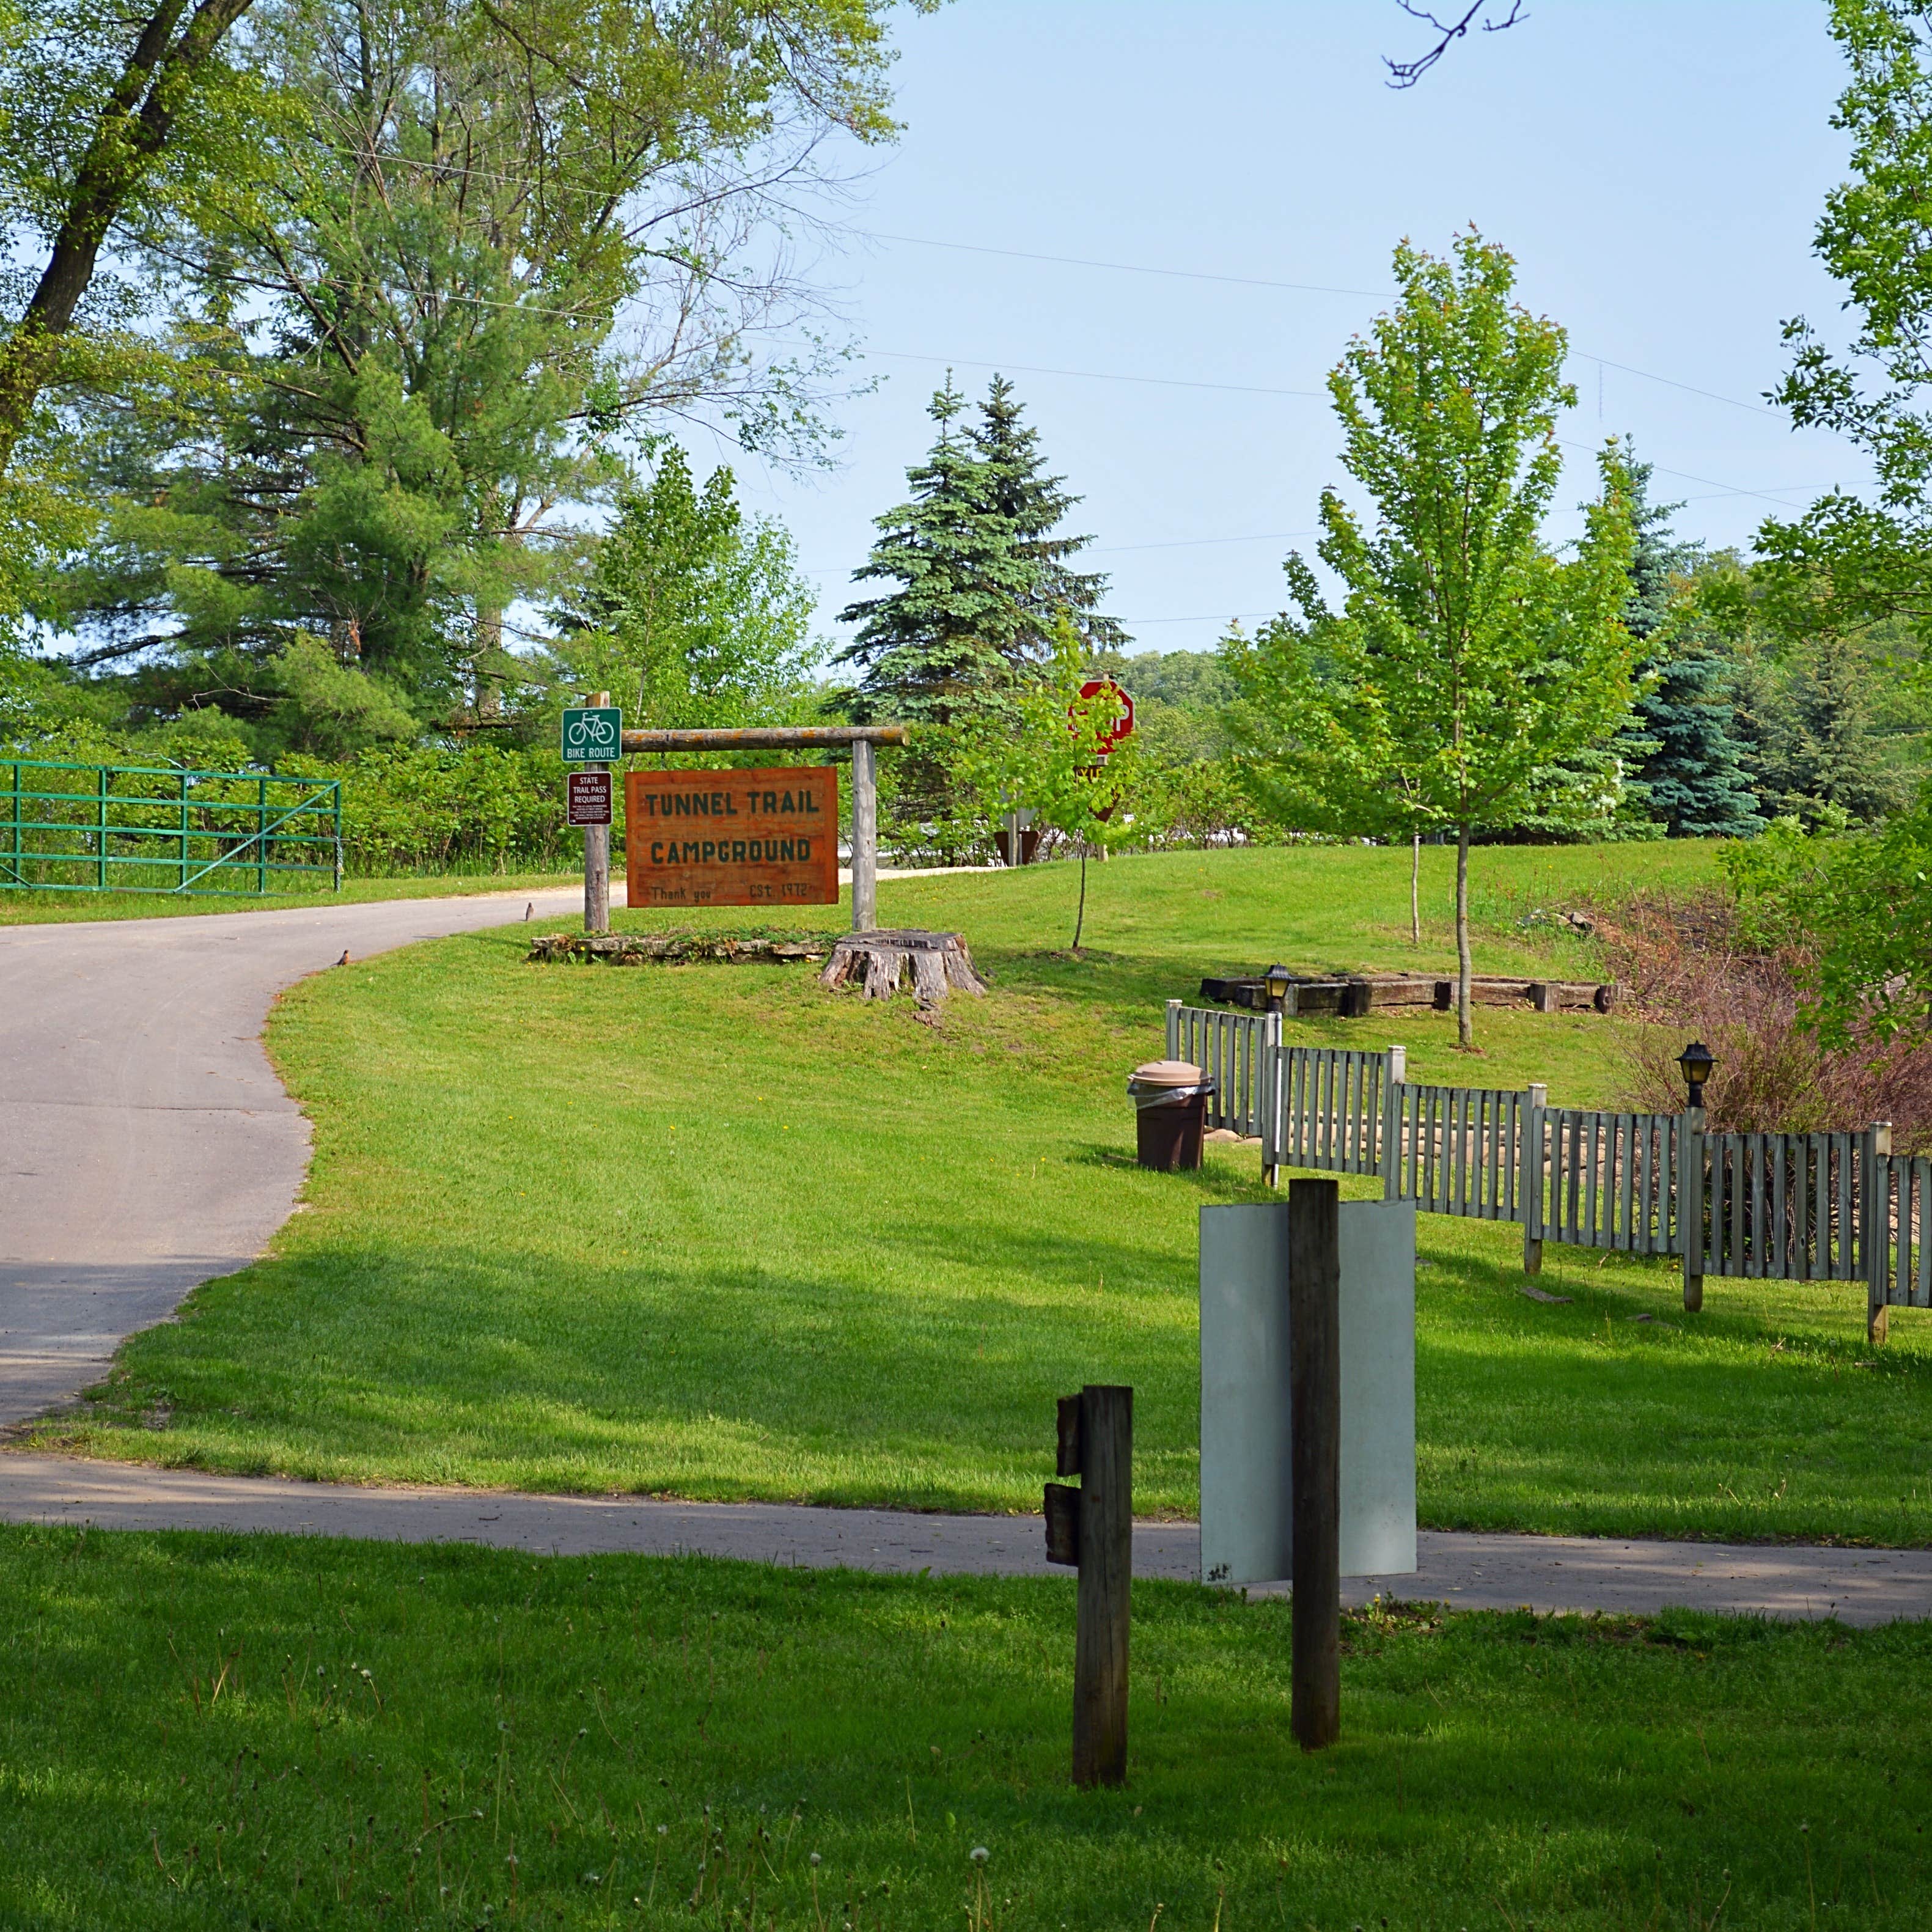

left=1128, top=1059, right=1215, bottom=1172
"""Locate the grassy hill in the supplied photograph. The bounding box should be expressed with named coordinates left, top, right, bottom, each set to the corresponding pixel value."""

left=43, top=840, right=1932, bottom=1543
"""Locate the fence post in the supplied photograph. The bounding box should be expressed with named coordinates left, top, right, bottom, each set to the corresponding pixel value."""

left=1520, top=1082, right=1547, bottom=1274
left=1682, top=1106, right=1706, bottom=1312
left=332, top=781, right=343, bottom=892
left=96, top=765, right=108, bottom=891
left=1165, top=997, right=1181, bottom=1060
left=1262, top=1010, right=1282, bottom=1189
left=1382, top=1046, right=1406, bottom=1202
left=1867, top=1122, right=1893, bottom=1346
left=1288, top=1178, right=1342, bottom=1751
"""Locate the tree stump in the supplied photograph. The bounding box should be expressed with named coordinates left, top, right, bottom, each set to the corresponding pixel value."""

left=819, top=930, right=988, bottom=1004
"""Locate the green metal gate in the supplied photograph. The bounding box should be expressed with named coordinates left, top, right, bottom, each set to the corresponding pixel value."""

left=1, top=759, right=342, bottom=896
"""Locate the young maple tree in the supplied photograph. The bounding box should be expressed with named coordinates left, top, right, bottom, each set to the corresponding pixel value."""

left=1229, top=230, right=1636, bottom=1048
left=948, top=620, right=1137, bottom=951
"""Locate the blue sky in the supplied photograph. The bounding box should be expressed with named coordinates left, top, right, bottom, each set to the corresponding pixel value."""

left=694, top=1, right=1867, bottom=661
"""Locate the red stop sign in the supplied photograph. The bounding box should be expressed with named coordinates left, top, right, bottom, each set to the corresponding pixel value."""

left=1070, top=677, right=1134, bottom=754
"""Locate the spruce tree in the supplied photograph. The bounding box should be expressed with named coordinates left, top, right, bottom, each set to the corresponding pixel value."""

left=837, top=377, right=1035, bottom=726
left=1620, top=453, right=1764, bottom=839
left=969, top=375, right=1126, bottom=658
left=1738, top=628, right=1907, bottom=827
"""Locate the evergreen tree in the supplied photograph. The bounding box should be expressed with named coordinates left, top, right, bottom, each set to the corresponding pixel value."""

left=836, top=377, right=1035, bottom=727
left=1618, top=453, right=1764, bottom=839
left=969, top=375, right=1126, bottom=658
left=1735, top=626, right=1908, bottom=828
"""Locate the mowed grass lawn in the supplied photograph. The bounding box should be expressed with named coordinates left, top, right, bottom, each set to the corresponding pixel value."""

left=6, top=1524, right=1931, bottom=1931
left=43, top=842, right=1932, bottom=1543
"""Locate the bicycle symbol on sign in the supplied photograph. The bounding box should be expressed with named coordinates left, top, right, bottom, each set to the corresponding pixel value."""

left=562, top=706, right=621, bottom=761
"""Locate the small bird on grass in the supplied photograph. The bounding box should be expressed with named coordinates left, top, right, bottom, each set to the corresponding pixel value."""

left=336, top=949, right=350, bottom=966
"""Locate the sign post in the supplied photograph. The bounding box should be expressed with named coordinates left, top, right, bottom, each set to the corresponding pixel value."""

left=850, top=737, right=879, bottom=931
left=562, top=696, right=620, bottom=933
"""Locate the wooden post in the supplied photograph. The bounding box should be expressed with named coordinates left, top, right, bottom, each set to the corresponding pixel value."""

left=1262, top=1008, right=1284, bottom=1189
left=1521, top=1082, right=1547, bottom=1274
left=1381, top=1045, right=1406, bottom=1201
left=1287, top=1178, right=1341, bottom=1752
left=1045, top=1384, right=1132, bottom=1787
left=1868, top=1121, right=1893, bottom=1346
left=584, top=689, right=611, bottom=935
left=1682, top=1103, right=1705, bottom=1312
left=850, top=737, right=878, bottom=933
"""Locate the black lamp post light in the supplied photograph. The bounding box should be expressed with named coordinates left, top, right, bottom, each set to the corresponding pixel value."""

left=1678, top=1040, right=1716, bottom=1110
left=1265, top=963, right=1294, bottom=1014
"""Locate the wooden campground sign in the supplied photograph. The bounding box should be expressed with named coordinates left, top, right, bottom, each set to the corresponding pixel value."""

left=624, top=765, right=839, bottom=908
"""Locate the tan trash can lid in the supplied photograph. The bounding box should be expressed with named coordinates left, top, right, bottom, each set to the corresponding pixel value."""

left=1131, top=1059, right=1205, bottom=1087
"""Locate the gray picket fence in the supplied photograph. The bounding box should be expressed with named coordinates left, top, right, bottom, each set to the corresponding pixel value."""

left=1166, top=1001, right=1279, bottom=1143
left=1532, top=1108, right=1683, bottom=1257
left=1391, top=1080, right=1530, bottom=1222
left=1161, top=1002, right=1915, bottom=1339
left=1871, top=1144, right=1927, bottom=1321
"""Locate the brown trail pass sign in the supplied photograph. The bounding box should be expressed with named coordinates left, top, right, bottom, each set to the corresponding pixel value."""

left=566, top=769, right=612, bottom=828
left=625, top=765, right=839, bottom=908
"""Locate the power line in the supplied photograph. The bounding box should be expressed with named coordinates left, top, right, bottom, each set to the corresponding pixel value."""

left=864, top=229, right=1793, bottom=422
left=1118, top=612, right=1274, bottom=626
left=865, top=229, right=1386, bottom=301
left=1088, top=529, right=1323, bottom=555
left=868, top=348, right=1322, bottom=399
left=873, top=346, right=1832, bottom=507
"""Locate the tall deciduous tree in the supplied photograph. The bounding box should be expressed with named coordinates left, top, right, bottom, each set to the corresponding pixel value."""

left=39, top=0, right=910, bottom=731
left=1229, top=231, right=1636, bottom=1048
left=0, top=0, right=268, bottom=474
left=1760, top=0, right=1932, bottom=644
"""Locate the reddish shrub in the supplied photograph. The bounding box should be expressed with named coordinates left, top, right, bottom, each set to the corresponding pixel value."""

left=1593, top=889, right=1932, bottom=1154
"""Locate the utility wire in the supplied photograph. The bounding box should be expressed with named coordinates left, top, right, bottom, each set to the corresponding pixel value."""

left=864, top=230, right=1793, bottom=421
left=867, top=347, right=1322, bottom=399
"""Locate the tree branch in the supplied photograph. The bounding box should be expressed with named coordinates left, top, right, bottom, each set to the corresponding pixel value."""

left=1384, top=0, right=1526, bottom=89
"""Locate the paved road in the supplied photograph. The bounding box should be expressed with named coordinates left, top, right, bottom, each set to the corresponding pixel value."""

left=0, top=888, right=590, bottom=1423
left=3, top=1453, right=1928, bottom=1624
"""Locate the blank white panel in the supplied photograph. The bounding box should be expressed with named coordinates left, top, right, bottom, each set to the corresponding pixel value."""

left=1199, top=1205, right=1293, bottom=1588
left=1199, top=1198, right=1417, bottom=1584
left=1339, top=1199, right=1417, bottom=1577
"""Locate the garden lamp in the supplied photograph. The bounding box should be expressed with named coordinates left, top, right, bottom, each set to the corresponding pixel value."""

left=1264, top=963, right=1293, bottom=1013
left=1677, top=1040, right=1716, bottom=1110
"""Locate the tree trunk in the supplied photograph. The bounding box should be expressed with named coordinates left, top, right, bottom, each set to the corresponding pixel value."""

left=0, top=0, right=257, bottom=474
left=474, top=600, right=504, bottom=716
left=1455, top=822, right=1474, bottom=1051
left=1411, top=832, right=1421, bottom=946
left=1072, top=842, right=1089, bottom=951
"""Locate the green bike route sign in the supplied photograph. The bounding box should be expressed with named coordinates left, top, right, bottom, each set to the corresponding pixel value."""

left=561, top=706, right=622, bottom=763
